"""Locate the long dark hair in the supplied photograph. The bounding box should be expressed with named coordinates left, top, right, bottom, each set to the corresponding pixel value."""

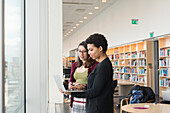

left=77, top=41, right=96, bottom=68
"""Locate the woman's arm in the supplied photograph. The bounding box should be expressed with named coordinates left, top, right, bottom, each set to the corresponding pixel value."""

left=72, top=64, right=110, bottom=98
left=69, top=62, right=77, bottom=83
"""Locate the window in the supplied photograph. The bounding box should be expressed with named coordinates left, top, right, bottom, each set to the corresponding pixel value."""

left=4, top=0, right=25, bottom=112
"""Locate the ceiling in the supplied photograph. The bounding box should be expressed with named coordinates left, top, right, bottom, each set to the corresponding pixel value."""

left=63, top=0, right=117, bottom=39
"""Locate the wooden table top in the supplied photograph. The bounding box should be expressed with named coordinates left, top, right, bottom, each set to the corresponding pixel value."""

left=118, top=80, right=135, bottom=85
left=121, top=103, right=170, bottom=113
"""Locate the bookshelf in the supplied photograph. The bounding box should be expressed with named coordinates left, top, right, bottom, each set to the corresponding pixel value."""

left=63, top=56, right=75, bottom=68
left=159, top=36, right=170, bottom=96
left=107, top=41, right=154, bottom=88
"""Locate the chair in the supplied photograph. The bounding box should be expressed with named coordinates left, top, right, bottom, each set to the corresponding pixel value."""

left=120, top=85, right=155, bottom=113
left=113, top=80, right=118, bottom=113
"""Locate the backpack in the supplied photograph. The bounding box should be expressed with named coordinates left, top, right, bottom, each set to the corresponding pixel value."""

left=128, top=85, right=147, bottom=104
left=130, top=89, right=144, bottom=104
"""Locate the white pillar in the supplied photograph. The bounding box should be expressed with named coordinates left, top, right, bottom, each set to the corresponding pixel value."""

left=49, top=0, right=63, bottom=103
left=0, top=0, right=4, bottom=112
left=26, top=0, right=48, bottom=113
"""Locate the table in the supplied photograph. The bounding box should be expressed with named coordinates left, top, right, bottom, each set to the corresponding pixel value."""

left=121, top=103, right=170, bottom=113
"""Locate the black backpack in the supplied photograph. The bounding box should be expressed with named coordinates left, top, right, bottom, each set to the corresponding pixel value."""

left=128, top=85, right=155, bottom=104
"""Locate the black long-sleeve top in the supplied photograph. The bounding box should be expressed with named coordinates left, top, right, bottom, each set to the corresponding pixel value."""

left=72, top=57, right=114, bottom=113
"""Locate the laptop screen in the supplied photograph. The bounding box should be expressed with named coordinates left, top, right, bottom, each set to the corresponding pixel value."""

left=162, top=91, right=170, bottom=101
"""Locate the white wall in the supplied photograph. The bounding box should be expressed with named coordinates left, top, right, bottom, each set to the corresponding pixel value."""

left=49, top=0, right=63, bottom=103
left=26, top=0, right=48, bottom=113
left=63, top=0, right=170, bottom=56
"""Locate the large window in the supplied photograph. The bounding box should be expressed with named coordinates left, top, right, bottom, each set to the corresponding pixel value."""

left=4, top=0, right=25, bottom=113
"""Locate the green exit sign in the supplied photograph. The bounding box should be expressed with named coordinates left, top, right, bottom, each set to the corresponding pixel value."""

left=150, top=32, right=154, bottom=38
left=131, top=19, right=139, bottom=24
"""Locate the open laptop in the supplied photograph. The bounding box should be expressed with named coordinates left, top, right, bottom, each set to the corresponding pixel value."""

left=162, top=91, right=170, bottom=101
left=53, top=74, right=85, bottom=92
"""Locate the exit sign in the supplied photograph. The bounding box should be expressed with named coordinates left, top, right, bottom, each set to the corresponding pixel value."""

left=131, top=19, right=139, bottom=24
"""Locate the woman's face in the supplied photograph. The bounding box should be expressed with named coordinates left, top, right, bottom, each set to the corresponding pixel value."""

left=78, top=45, right=88, bottom=61
left=87, top=44, right=101, bottom=60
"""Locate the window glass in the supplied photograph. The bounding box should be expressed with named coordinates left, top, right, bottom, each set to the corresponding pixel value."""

left=4, top=0, right=25, bottom=112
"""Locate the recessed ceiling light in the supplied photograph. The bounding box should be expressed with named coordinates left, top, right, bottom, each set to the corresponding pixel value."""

left=70, top=29, right=73, bottom=31
left=94, top=7, right=99, bottom=9
left=88, top=12, right=93, bottom=15
left=68, top=31, right=71, bottom=34
left=76, top=24, right=79, bottom=26
left=84, top=17, right=88, bottom=19
left=66, top=22, right=74, bottom=24
left=73, top=26, right=76, bottom=29
left=75, top=9, right=86, bottom=13
left=102, top=0, right=107, bottom=3
left=79, top=21, right=83, bottom=23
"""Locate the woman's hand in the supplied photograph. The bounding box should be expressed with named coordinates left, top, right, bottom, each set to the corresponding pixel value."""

left=73, top=84, right=86, bottom=90
left=59, top=88, right=64, bottom=93
left=59, top=88, right=71, bottom=95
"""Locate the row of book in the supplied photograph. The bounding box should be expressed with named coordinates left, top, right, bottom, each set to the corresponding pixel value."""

left=138, top=51, right=146, bottom=58
left=131, top=52, right=138, bottom=58
left=124, top=67, right=131, bottom=73
left=124, top=74, right=131, bottom=80
left=131, top=75, right=138, bottom=82
left=138, top=59, right=146, bottom=66
left=138, top=77, right=146, bottom=83
left=119, top=61, right=125, bottom=65
left=160, top=48, right=170, bottom=57
left=114, top=67, right=119, bottom=72
left=120, top=53, right=124, bottom=59
left=159, top=58, right=170, bottom=67
left=114, top=54, right=119, bottom=60
left=131, top=60, right=137, bottom=66
left=120, top=67, right=124, bottom=73
left=160, top=68, right=170, bottom=76
left=160, top=79, right=170, bottom=87
left=108, top=55, right=114, bottom=60
left=125, top=53, right=130, bottom=59
left=138, top=68, right=147, bottom=74
left=114, top=73, right=124, bottom=79
left=131, top=68, right=137, bottom=73
left=114, top=67, right=146, bottom=74
left=114, top=74, right=146, bottom=83
left=114, top=61, right=119, bottom=66
left=108, top=51, right=146, bottom=59
left=114, top=60, right=145, bottom=66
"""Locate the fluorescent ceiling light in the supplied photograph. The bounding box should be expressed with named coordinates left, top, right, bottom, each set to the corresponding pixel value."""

left=88, top=12, right=93, bottom=15
left=84, top=17, right=88, bottom=19
left=102, top=0, right=107, bottom=3
left=94, top=7, right=99, bottom=9
left=76, top=24, right=79, bottom=26
left=79, top=21, right=83, bottom=23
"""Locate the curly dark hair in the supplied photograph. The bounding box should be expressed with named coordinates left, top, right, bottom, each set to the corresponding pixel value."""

left=77, top=41, right=96, bottom=68
left=85, top=33, right=108, bottom=53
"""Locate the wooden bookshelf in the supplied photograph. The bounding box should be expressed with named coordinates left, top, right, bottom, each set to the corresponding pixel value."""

left=158, top=36, right=170, bottom=96
left=108, top=41, right=154, bottom=88
left=63, top=56, right=75, bottom=68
